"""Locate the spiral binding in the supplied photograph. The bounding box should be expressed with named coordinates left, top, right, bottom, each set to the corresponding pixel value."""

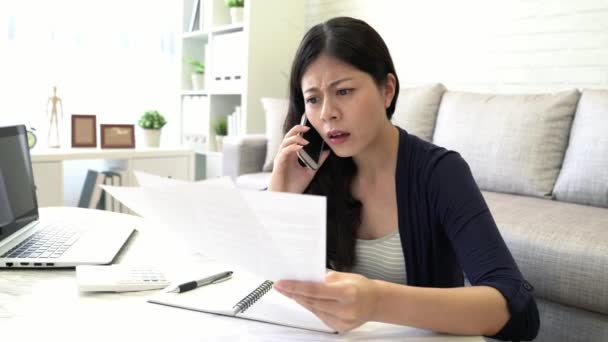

left=233, top=280, right=274, bottom=313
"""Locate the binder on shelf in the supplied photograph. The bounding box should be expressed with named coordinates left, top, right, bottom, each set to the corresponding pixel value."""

left=78, top=169, right=128, bottom=212
left=77, top=170, right=106, bottom=209
left=210, top=31, right=245, bottom=92
left=149, top=268, right=335, bottom=334
left=234, top=106, right=242, bottom=135
left=188, top=0, right=201, bottom=32
left=227, top=106, right=243, bottom=136
left=97, top=190, right=106, bottom=210
left=103, top=173, right=114, bottom=212
left=102, top=170, right=126, bottom=213
left=182, top=95, right=210, bottom=151
left=227, top=114, right=235, bottom=136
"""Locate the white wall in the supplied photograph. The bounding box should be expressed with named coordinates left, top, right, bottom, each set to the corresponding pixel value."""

left=305, top=0, right=608, bottom=93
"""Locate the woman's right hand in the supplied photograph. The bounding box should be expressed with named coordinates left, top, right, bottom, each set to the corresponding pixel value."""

left=268, top=124, right=330, bottom=193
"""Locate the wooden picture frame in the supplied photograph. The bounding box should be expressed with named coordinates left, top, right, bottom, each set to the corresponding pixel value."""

left=71, top=114, right=97, bottom=148
left=100, top=124, right=135, bottom=149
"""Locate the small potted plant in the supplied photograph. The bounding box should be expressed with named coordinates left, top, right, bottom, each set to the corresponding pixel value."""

left=225, top=0, right=244, bottom=24
left=189, top=59, right=205, bottom=90
left=213, top=117, right=228, bottom=151
left=138, top=110, right=167, bottom=148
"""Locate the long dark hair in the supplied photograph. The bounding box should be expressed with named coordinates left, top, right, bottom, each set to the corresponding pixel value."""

left=284, top=17, right=400, bottom=271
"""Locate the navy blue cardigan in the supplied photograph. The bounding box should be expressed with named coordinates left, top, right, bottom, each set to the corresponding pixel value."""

left=395, top=127, right=539, bottom=341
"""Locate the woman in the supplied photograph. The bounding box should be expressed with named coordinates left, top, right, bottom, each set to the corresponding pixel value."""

left=269, top=17, right=539, bottom=340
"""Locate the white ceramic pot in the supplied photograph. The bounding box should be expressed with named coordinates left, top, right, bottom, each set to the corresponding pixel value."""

left=230, top=7, right=244, bottom=24
left=143, top=129, right=161, bottom=148
left=191, top=73, right=205, bottom=90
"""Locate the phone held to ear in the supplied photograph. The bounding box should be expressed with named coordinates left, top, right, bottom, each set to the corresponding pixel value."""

left=297, top=114, right=325, bottom=171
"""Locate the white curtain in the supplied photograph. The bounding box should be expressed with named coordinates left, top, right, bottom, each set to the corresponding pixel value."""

left=0, top=0, right=181, bottom=146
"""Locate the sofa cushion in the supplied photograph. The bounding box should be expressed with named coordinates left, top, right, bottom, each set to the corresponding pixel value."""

left=532, top=297, right=608, bottom=342
left=553, top=89, right=608, bottom=208
left=482, top=191, right=608, bottom=315
left=392, top=83, right=446, bottom=141
left=222, top=134, right=267, bottom=179
left=261, top=97, right=289, bottom=172
left=433, top=90, right=580, bottom=198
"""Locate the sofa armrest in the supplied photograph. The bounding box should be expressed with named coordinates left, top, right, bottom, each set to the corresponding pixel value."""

left=222, top=134, right=268, bottom=179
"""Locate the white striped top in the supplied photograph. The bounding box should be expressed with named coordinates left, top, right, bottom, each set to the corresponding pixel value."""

left=350, top=229, right=407, bottom=284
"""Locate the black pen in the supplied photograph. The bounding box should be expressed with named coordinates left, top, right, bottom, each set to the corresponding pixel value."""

left=169, top=271, right=233, bottom=293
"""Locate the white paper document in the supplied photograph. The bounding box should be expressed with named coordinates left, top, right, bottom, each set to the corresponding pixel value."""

left=102, top=174, right=326, bottom=282
left=132, top=170, right=188, bottom=187
left=133, top=171, right=234, bottom=188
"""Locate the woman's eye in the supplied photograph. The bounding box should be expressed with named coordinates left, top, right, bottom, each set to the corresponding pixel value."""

left=337, top=88, right=352, bottom=96
left=305, top=97, right=318, bottom=104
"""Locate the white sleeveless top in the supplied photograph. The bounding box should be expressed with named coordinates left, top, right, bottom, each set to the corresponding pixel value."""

left=350, top=229, right=407, bottom=284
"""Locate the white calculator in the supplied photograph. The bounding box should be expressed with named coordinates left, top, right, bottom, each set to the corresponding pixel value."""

left=76, top=264, right=171, bottom=292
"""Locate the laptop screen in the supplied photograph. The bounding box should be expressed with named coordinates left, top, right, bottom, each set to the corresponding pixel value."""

left=0, top=125, right=39, bottom=242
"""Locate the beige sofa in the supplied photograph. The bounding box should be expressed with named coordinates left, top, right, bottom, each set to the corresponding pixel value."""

left=222, top=85, right=608, bottom=341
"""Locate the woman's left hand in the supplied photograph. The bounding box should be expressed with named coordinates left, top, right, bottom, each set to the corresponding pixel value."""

left=274, top=271, right=380, bottom=333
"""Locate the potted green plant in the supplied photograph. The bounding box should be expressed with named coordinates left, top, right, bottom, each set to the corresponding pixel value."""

left=225, top=0, right=244, bottom=24
left=138, top=110, right=167, bottom=148
left=189, top=59, right=205, bottom=90
left=213, top=117, right=228, bottom=151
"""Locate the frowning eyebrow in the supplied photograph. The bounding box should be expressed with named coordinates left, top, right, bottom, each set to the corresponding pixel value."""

left=303, top=77, right=353, bottom=94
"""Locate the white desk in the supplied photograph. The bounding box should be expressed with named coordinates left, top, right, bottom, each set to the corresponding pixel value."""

left=0, top=208, right=483, bottom=341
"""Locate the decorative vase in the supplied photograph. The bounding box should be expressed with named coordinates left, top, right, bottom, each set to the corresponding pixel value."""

left=230, top=7, right=244, bottom=24
left=191, top=73, right=205, bottom=90
left=143, top=129, right=161, bottom=148
left=215, top=135, right=225, bottom=152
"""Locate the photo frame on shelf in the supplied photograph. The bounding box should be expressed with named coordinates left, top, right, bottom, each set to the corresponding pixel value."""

left=71, top=114, right=97, bottom=148
left=100, top=124, right=135, bottom=149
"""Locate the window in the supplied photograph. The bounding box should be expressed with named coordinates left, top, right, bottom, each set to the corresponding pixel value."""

left=0, top=0, right=180, bottom=145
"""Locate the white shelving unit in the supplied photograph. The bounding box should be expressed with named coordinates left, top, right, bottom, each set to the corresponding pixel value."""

left=179, top=0, right=305, bottom=169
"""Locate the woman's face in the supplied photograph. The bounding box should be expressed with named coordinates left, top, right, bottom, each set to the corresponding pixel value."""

left=300, top=54, right=395, bottom=158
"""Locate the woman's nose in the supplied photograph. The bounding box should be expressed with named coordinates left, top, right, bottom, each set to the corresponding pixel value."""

left=320, top=98, right=339, bottom=122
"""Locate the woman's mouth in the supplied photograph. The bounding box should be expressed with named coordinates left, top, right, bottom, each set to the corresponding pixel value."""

left=327, top=130, right=350, bottom=145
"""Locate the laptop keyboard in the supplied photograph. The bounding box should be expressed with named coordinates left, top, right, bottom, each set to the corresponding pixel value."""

left=1, top=223, right=81, bottom=259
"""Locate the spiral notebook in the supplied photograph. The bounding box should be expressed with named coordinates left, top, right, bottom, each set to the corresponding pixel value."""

left=148, top=270, right=335, bottom=333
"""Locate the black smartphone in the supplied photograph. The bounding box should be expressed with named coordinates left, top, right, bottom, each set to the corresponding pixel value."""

left=297, top=114, right=325, bottom=170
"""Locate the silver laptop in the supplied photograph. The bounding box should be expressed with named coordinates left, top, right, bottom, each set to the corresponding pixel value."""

left=0, top=125, right=134, bottom=268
